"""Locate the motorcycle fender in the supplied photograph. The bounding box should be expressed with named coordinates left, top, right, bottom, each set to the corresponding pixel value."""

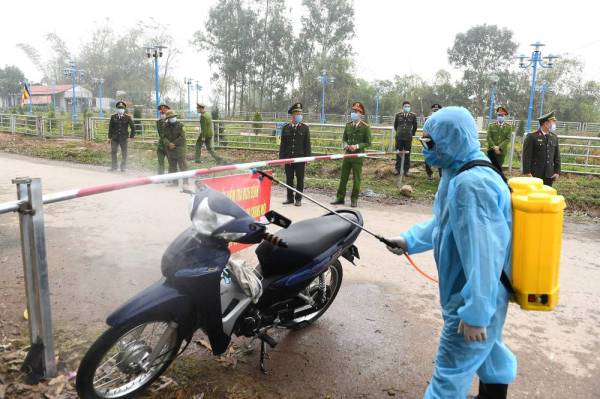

left=106, top=279, right=195, bottom=339
left=342, top=245, right=360, bottom=264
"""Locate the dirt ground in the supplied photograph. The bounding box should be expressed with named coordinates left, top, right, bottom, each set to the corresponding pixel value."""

left=1, top=153, right=599, bottom=398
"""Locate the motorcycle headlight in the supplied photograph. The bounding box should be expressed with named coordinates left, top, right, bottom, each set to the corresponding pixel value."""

left=191, top=197, right=235, bottom=236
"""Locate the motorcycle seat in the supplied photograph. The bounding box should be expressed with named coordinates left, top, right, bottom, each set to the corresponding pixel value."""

left=256, top=213, right=358, bottom=277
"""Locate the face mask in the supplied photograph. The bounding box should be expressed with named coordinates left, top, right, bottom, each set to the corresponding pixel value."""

left=497, top=115, right=505, bottom=124
left=403, top=106, right=411, bottom=113
left=549, top=123, right=557, bottom=133
left=294, top=114, right=303, bottom=124
left=117, top=108, right=125, bottom=115
left=350, top=112, right=360, bottom=121
left=159, top=113, right=166, bottom=120
left=168, top=117, right=177, bottom=124
left=422, top=147, right=442, bottom=168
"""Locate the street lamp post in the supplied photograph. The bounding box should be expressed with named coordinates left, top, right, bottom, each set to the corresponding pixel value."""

left=538, top=81, right=552, bottom=116
left=184, top=78, right=194, bottom=118
left=144, top=45, right=166, bottom=119
left=93, top=78, right=105, bottom=117
left=63, top=61, right=86, bottom=123
left=195, top=81, right=202, bottom=114
left=374, top=94, right=382, bottom=125
left=518, top=42, right=558, bottom=134
left=487, top=74, right=499, bottom=123
left=318, top=70, right=335, bottom=124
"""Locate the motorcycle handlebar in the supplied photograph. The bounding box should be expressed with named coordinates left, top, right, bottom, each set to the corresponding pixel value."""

left=263, top=232, right=288, bottom=248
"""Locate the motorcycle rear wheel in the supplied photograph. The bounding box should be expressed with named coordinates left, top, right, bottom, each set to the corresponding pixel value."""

left=76, top=318, right=182, bottom=399
left=287, top=259, right=343, bottom=329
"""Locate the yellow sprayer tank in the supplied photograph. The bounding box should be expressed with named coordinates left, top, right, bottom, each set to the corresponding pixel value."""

left=508, top=177, right=565, bottom=311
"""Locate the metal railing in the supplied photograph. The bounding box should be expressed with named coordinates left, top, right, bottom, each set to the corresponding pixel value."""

left=1, top=114, right=599, bottom=175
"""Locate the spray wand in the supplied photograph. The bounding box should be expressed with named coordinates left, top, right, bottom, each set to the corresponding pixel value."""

left=252, top=169, right=438, bottom=284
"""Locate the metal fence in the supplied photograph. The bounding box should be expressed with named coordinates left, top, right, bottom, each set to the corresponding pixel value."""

left=1, top=114, right=599, bottom=175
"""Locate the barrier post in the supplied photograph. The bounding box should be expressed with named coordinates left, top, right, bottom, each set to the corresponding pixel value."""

left=13, top=177, right=56, bottom=380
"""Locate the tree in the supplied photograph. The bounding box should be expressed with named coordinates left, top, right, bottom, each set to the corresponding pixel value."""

left=0, top=65, right=26, bottom=107
left=448, top=24, right=518, bottom=116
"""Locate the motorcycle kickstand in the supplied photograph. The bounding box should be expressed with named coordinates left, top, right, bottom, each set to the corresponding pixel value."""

left=260, top=340, right=270, bottom=374
left=258, top=332, right=277, bottom=374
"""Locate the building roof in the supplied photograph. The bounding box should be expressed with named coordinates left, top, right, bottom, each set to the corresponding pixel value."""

left=30, top=85, right=73, bottom=95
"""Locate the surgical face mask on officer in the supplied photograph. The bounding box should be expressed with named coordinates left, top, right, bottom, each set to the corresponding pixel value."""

left=168, top=117, right=177, bottom=124
left=403, top=106, right=411, bottom=113
left=159, top=113, right=166, bottom=120
left=117, top=108, right=125, bottom=115
left=549, top=123, right=557, bottom=133
left=294, top=114, right=303, bottom=124
left=497, top=115, right=505, bottom=124
left=350, top=112, right=360, bottom=122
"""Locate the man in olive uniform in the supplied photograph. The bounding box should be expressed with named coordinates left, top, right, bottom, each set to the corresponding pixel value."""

left=425, top=103, right=443, bottom=180
left=108, top=100, right=136, bottom=172
left=522, top=111, right=561, bottom=186
left=393, top=100, right=418, bottom=176
left=156, top=104, right=170, bottom=174
left=487, top=106, right=513, bottom=170
left=279, top=102, right=311, bottom=206
left=331, top=102, right=372, bottom=208
left=195, top=103, right=224, bottom=164
left=162, top=109, right=189, bottom=186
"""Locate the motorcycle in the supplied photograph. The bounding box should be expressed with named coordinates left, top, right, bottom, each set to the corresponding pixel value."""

left=76, top=181, right=362, bottom=398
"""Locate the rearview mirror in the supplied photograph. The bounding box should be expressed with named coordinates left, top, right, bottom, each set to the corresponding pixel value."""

left=264, top=210, right=292, bottom=228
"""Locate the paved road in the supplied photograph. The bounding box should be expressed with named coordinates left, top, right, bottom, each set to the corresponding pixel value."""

left=1, top=153, right=599, bottom=398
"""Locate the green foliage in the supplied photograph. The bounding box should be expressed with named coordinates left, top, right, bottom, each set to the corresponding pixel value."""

left=516, top=120, right=525, bottom=137
left=252, top=112, right=262, bottom=134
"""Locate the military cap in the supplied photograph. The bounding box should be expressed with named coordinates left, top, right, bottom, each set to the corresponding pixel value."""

left=402, top=100, right=411, bottom=106
left=158, top=103, right=170, bottom=111
left=288, top=102, right=303, bottom=114
left=164, top=109, right=178, bottom=119
left=431, top=103, right=442, bottom=111
left=538, top=110, right=556, bottom=124
left=115, top=101, right=127, bottom=109
left=495, top=106, right=509, bottom=115
left=351, top=101, right=366, bottom=114
left=196, top=102, right=206, bottom=108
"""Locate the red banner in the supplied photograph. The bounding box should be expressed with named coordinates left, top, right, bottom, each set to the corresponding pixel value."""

left=200, top=171, right=272, bottom=253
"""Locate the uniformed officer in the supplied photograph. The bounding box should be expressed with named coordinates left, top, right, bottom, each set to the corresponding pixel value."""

left=279, top=102, right=311, bottom=206
left=393, top=100, right=418, bottom=176
left=487, top=106, right=513, bottom=169
left=195, top=103, right=224, bottom=164
left=522, top=111, right=561, bottom=186
left=162, top=109, right=189, bottom=186
left=331, top=102, right=372, bottom=208
left=108, top=100, right=136, bottom=172
left=156, top=104, right=170, bottom=174
left=425, top=103, right=442, bottom=180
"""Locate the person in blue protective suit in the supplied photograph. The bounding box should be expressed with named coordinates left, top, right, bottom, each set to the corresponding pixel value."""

left=385, top=106, right=516, bottom=399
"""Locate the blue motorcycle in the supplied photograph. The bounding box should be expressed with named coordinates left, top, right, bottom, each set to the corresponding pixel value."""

left=76, top=183, right=362, bottom=398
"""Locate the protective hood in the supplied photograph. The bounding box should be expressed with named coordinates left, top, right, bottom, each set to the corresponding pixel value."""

left=422, top=106, right=485, bottom=171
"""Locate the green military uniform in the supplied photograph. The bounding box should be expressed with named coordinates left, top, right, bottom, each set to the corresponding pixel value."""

left=195, top=111, right=223, bottom=163
left=486, top=122, right=513, bottom=166
left=163, top=119, right=189, bottom=183
left=156, top=119, right=167, bottom=174
left=335, top=120, right=372, bottom=202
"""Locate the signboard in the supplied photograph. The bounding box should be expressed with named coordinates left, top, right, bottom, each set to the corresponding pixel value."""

left=200, top=170, right=272, bottom=253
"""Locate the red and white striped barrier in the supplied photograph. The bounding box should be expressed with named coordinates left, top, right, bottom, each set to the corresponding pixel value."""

left=0, top=151, right=396, bottom=214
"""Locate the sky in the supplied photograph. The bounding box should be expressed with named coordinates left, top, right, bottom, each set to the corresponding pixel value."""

left=1, top=0, right=598, bottom=104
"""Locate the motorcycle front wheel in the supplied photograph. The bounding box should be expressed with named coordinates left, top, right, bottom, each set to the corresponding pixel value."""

left=76, top=318, right=182, bottom=399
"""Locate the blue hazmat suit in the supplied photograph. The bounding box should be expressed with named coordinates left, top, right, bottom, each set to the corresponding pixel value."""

left=401, top=107, right=517, bottom=398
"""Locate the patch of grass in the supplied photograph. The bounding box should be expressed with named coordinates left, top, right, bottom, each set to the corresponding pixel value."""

left=1, top=132, right=599, bottom=219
